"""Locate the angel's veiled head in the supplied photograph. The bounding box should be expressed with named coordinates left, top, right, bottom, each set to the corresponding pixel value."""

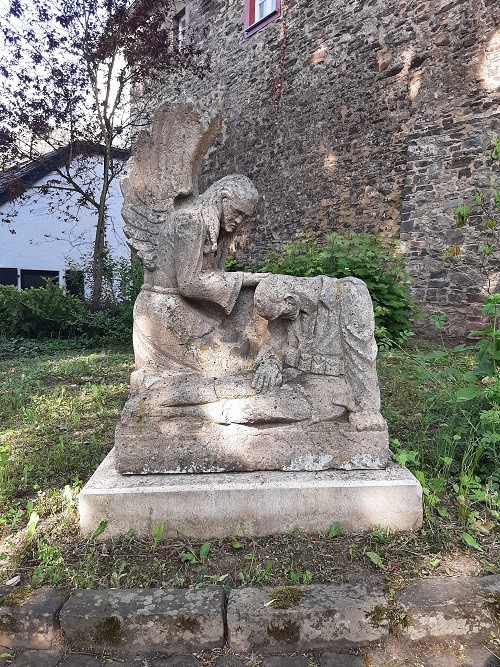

left=201, top=174, right=259, bottom=251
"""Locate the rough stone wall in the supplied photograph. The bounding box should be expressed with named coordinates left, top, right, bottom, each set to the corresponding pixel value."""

left=402, top=117, right=500, bottom=337
left=156, top=0, right=500, bottom=334
left=398, top=3, right=500, bottom=336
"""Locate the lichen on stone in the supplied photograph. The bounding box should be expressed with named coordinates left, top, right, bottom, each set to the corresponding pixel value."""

left=176, top=615, right=200, bottom=632
left=88, top=615, right=124, bottom=645
left=485, top=592, right=500, bottom=623
left=267, top=619, right=301, bottom=643
left=266, top=586, right=304, bottom=610
left=0, top=587, right=33, bottom=607
left=367, top=603, right=411, bottom=633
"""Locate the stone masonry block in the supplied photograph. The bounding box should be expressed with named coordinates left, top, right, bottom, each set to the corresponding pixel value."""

left=319, top=654, right=364, bottom=667
left=261, top=656, right=311, bottom=666
left=227, top=584, right=387, bottom=653
left=59, top=588, right=224, bottom=654
left=152, top=657, right=200, bottom=667
left=0, top=587, right=67, bottom=649
left=59, top=656, right=100, bottom=667
left=9, top=650, right=63, bottom=667
left=395, top=575, right=500, bottom=642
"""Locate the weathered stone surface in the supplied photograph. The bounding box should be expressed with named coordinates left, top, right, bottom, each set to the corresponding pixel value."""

left=396, top=576, right=500, bottom=642
left=461, top=646, right=500, bottom=667
left=0, top=587, right=67, bottom=649
left=59, top=588, right=224, bottom=654
left=79, top=450, right=423, bottom=538
left=116, top=412, right=389, bottom=474
left=104, top=659, right=149, bottom=667
left=216, top=655, right=313, bottom=667
left=59, top=655, right=100, bottom=667
left=319, top=653, right=364, bottom=667
left=261, top=656, right=311, bottom=667
left=214, top=658, right=245, bottom=667
left=8, top=650, right=62, bottom=667
left=226, top=584, right=387, bottom=653
left=152, top=657, right=203, bottom=667
left=115, top=102, right=389, bottom=477
left=363, top=636, right=500, bottom=667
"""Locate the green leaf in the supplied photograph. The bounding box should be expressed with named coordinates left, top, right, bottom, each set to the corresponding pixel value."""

left=452, top=344, right=472, bottom=354
left=153, top=523, right=164, bottom=544
left=366, top=551, right=384, bottom=568
left=462, top=532, right=483, bottom=551
left=199, top=542, right=211, bottom=560
left=422, top=350, right=448, bottom=362
left=455, top=204, right=471, bottom=227
left=327, top=522, right=342, bottom=538
left=473, top=191, right=484, bottom=206
left=492, top=137, right=500, bottom=159
left=26, top=511, right=39, bottom=540
left=231, top=539, right=244, bottom=549
left=90, top=520, right=108, bottom=539
left=455, top=386, right=484, bottom=401
left=429, top=312, right=446, bottom=330
left=478, top=244, right=493, bottom=256
left=179, top=550, right=197, bottom=563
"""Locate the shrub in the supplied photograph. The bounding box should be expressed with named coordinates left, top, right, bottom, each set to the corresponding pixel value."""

left=257, top=232, right=416, bottom=347
left=0, top=258, right=143, bottom=347
left=0, top=282, right=85, bottom=339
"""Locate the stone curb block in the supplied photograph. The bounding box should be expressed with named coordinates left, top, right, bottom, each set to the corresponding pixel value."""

left=59, top=588, right=224, bottom=654
left=2, top=576, right=499, bottom=655
left=395, top=575, right=500, bottom=642
left=0, top=587, right=67, bottom=650
left=7, top=649, right=63, bottom=667
left=226, top=583, right=387, bottom=653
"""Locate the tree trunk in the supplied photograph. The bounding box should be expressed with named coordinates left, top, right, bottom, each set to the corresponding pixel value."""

left=90, top=141, right=111, bottom=310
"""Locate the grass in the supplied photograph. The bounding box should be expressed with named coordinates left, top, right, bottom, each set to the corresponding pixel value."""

left=0, top=339, right=498, bottom=590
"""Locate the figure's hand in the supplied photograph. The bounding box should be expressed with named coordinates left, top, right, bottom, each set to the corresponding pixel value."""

left=252, top=358, right=282, bottom=393
left=242, top=272, right=271, bottom=287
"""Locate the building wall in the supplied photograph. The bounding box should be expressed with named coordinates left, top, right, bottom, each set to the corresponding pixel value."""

left=0, top=156, right=129, bottom=295
left=160, top=0, right=500, bottom=334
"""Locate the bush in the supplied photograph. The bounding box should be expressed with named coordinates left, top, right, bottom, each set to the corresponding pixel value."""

left=257, top=232, right=416, bottom=347
left=0, top=282, right=85, bottom=339
left=85, top=259, right=143, bottom=346
left=0, top=257, right=144, bottom=348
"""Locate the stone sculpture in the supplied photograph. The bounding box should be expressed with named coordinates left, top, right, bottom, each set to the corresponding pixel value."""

left=115, top=103, right=389, bottom=475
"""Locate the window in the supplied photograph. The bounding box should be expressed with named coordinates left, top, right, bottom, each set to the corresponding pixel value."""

left=0, top=268, right=18, bottom=286
left=20, top=269, right=59, bottom=289
left=245, top=0, right=280, bottom=35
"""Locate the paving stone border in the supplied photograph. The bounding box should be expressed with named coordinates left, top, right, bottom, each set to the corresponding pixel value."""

left=0, top=577, right=499, bottom=659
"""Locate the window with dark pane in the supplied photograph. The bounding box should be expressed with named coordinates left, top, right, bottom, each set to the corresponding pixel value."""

left=0, top=268, right=18, bottom=286
left=20, top=269, right=59, bottom=289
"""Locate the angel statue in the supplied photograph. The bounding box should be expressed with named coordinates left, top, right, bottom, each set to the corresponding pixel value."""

left=115, top=103, right=389, bottom=475
left=120, top=103, right=267, bottom=374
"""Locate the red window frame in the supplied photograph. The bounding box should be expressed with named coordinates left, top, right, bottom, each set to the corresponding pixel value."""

left=245, top=0, right=281, bottom=37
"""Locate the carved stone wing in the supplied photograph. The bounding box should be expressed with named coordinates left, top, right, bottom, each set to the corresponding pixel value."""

left=121, top=103, right=221, bottom=270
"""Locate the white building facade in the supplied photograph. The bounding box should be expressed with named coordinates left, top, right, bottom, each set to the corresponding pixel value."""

left=0, top=154, right=129, bottom=295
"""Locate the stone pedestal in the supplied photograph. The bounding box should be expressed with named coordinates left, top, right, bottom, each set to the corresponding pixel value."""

left=79, top=449, right=422, bottom=538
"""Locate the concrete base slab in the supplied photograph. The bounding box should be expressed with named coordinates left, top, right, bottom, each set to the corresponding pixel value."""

left=79, top=449, right=422, bottom=539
